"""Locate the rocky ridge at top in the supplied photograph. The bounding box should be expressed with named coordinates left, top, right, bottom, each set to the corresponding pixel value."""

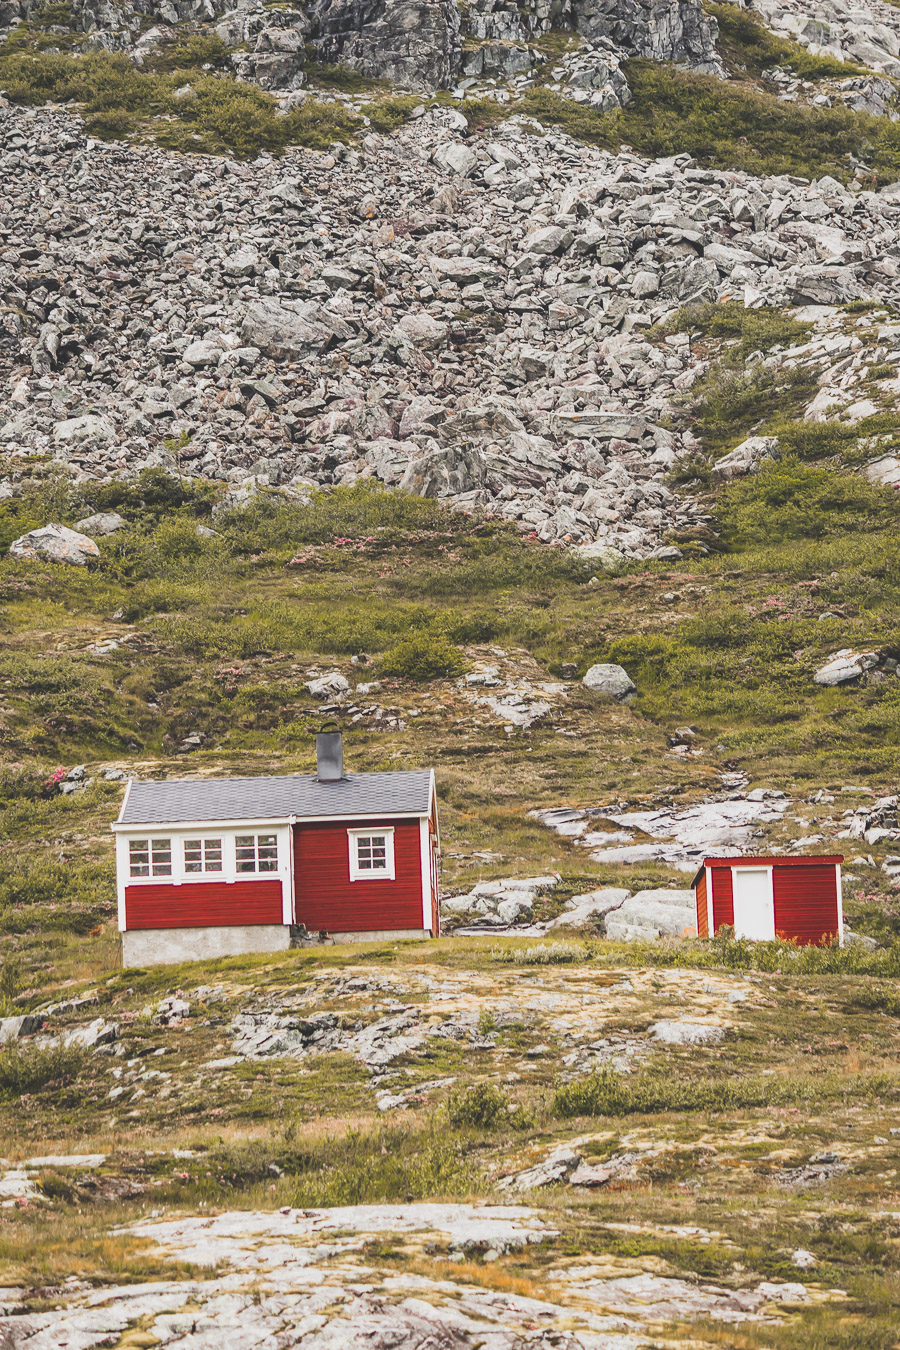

left=4, top=88, right=900, bottom=559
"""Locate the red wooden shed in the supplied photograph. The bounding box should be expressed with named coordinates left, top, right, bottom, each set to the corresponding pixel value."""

left=692, top=855, right=843, bottom=946
left=113, top=731, right=439, bottom=967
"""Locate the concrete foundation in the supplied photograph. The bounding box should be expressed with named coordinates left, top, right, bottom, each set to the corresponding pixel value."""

left=122, top=924, right=291, bottom=967
left=306, top=928, right=433, bottom=945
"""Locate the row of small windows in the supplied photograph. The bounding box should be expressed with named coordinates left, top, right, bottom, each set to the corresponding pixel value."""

left=129, top=835, right=278, bottom=877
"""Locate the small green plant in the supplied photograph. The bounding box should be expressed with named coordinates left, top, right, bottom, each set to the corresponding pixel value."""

left=720, top=456, right=900, bottom=545
left=492, top=941, right=591, bottom=966
left=380, top=632, right=467, bottom=681
left=446, top=1081, right=510, bottom=1129
left=0, top=954, right=23, bottom=1010
left=0, top=1042, right=87, bottom=1098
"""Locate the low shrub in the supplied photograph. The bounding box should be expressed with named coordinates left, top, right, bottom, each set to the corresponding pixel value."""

left=707, top=1, right=865, bottom=80
left=446, top=1081, right=510, bottom=1129
left=520, top=61, right=900, bottom=181
left=553, top=1064, right=898, bottom=1119
left=380, top=632, right=467, bottom=681
left=0, top=1042, right=87, bottom=1098
left=653, top=301, right=812, bottom=356
left=720, top=457, right=900, bottom=545
left=492, top=941, right=592, bottom=966
left=844, top=985, right=900, bottom=1017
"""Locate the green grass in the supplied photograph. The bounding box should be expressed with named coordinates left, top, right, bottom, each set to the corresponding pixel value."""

left=519, top=61, right=900, bottom=182
left=553, top=1063, right=900, bottom=1118
left=706, top=1, right=868, bottom=81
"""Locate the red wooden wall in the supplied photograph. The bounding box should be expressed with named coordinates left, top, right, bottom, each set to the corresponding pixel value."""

left=125, top=880, right=282, bottom=930
left=293, top=818, right=425, bottom=933
left=710, top=867, right=733, bottom=931
left=696, top=870, right=708, bottom=938
left=774, top=864, right=839, bottom=946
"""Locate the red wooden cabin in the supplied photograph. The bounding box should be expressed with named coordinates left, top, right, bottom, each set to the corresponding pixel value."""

left=692, top=855, right=843, bottom=946
left=113, top=731, right=439, bottom=966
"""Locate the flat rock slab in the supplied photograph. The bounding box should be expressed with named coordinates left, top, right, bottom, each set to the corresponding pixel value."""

left=1, top=1200, right=835, bottom=1346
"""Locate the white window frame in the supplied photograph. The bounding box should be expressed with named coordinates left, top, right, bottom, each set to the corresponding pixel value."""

left=129, top=837, right=172, bottom=878
left=235, top=833, right=279, bottom=874
left=348, top=827, right=395, bottom=882
left=183, top=837, right=224, bottom=874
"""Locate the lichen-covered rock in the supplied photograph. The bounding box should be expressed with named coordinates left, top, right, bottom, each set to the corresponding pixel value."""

left=9, top=524, right=101, bottom=567
left=307, top=0, right=461, bottom=90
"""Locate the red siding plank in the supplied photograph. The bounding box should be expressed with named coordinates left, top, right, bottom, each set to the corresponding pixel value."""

left=125, top=879, right=282, bottom=930
left=293, top=818, right=424, bottom=933
left=696, top=871, right=708, bottom=939
left=773, top=864, right=839, bottom=946
left=710, top=867, right=733, bottom=932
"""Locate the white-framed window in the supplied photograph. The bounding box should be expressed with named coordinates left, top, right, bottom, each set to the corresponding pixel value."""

left=235, top=834, right=278, bottom=873
left=348, top=828, right=395, bottom=881
left=184, top=838, right=223, bottom=873
left=129, top=838, right=172, bottom=878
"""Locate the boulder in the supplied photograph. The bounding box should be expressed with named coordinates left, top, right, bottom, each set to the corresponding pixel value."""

left=394, top=312, right=448, bottom=348
left=433, top=141, right=478, bottom=178
left=53, top=414, right=115, bottom=446
left=862, top=455, right=900, bottom=487
left=0, top=1014, right=43, bottom=1043
left=9, top=524, right=101, bottom=567
left=813, top=649, right=880, bottom=686
left=241, top=299, right=352, bottom=359
left=605, top=889, right=697, bottom=940
left=400, top=445, right=485, bottom=498
left=650, top=1020, right=725, bottom=1045
left=305, top=672, right=351, bottom=700
left=76, top=512, right=126, bottom=537
left=711, top=435, right=777, bottom=482
left=546, top=888, right=629, bottom=931
left=582, top=663, right=636, bottom=701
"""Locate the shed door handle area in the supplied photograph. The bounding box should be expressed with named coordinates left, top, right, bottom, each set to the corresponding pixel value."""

left=732, top=868, right=775, bottom=941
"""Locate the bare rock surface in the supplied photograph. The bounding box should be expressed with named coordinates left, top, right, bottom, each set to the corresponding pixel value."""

left=0, top=1200, right=831, bottom=1345
left=533, top=792, right=792, bottom=869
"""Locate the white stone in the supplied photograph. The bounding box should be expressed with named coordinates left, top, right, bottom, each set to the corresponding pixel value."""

left=814, top=649, right=880, bottom=686
left=9, top=524, right=101, bottom=567
left=582, top=663, right=636, bottom=701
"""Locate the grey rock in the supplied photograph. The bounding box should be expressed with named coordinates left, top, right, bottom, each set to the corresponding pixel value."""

left=0, top=1014, right=44, bottom=1043
left=650, top=1019, right=725, bottom=1045
left=76, top=511, right=126, bottom=536
left=582, top=662, right=637, bottom=701
left=9, top=524, right=101, bottom=567
left=711, top=435, right=778, bottom=482
left=814, top=649, right=881, bottom=686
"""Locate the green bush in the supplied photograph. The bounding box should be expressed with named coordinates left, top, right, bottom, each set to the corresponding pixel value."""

left=446, top=1081, right=510, bottom=1129
left=492, top=941, right=592, bottom=965
left=689, top=364, right=815, bottom=449
left=707, top=2, right=866, bottom=80
left=720, top=457, right=900, bottom=545
left=654, top=301, right=812, bottom=356
left=520, top=62, right=900, bottom=181
left=0, top=1042, right=87, bottom=1098
left=553, top=1064, right=898, bottom=1119
left=0, top=46, right=363, bottom=157
left=380, top=632, right=467, bottom=681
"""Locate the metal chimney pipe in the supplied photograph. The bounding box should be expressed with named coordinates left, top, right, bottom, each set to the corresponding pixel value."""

left=316, top=723, right=343, bottom=782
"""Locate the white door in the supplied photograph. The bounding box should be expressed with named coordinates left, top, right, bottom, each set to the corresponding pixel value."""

left=732, top=867, right=775, bottom=940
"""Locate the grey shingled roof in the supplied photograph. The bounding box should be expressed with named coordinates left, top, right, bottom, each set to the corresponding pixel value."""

left=117, top=770, right=433, bottom=826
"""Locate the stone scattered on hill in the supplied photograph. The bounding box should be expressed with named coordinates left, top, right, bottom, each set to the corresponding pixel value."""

left=813, top=648, right=896, bottom=685
left=6, top=89, right=900, bottom=558
left=8, top=523, right=100, bottom=567
left=582, top=662, right=637, bottom=700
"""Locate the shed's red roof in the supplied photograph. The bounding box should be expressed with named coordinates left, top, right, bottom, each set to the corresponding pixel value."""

left=690, top=854, right=843, bottom=888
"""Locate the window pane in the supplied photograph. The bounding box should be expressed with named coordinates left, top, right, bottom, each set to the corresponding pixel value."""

left=205, top=840, right=223, bottom=872
left=184, top=841, right=202, bottom=873
left=151, top=838, right=172, bottom=876
left=235, top=835, right=256, bottom=873
left=129, top=840, right=149, bottom=877
left=257, top=835, right=277, bottom=872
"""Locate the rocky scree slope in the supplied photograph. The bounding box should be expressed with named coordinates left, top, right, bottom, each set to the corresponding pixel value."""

left=0, top=0, right=722, bottom=98
left=6, top=91, right=900, bottom=559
